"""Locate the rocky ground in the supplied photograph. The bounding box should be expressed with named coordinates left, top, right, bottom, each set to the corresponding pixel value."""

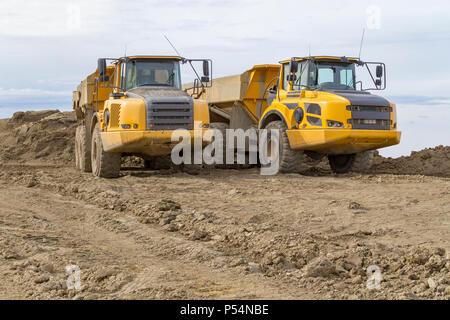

left=0, top=110, right=448, bottom=300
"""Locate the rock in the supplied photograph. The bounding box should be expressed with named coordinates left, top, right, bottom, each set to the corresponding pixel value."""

left=351, top=275, right=362, bottom=284
left=348, top=202, right=362, bottom=210
left=444, top=286, right=450, bottom=296
left=305, top=257, right=337, bottom=278
left=95, top=269, right=118, bottom=282
left=426, top=255, right=444, bottom=271
left=41, top=263, right=55, bottom=273
left=157, top=199, right=181, bottom=212
left=26, top=179, right=38, bottom=188
left=412, top=283, right=427, bottom=294
left=34, top=275, right=50, bottom=284
left=159, top=217, right=171, bottom=226
left=346, top=254, right=363, bottom=268
left=230, top=258, right=245, bottom=267
left=189, top=230, right=209, bottom=241
left=427, top=278, right=437, bottom=290
left=407, top=248, right=430, bottom=265
left=164, top=224, right=178, bottom=232
left=246, top=262, right=262, bottom=274
left=433, top=247, right=445, bottom=256
left=408, top=273, right=419, bottom=281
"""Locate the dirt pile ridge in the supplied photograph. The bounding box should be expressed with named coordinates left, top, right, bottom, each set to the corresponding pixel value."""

left=0, top=110, right=77, bottom=164
left=372, top=146, right=450, bottom=177
left=0, top=109, right=449, bottom=177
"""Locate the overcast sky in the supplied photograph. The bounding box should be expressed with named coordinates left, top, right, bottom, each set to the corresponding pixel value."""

left=0, top=0, right=449, bottom=157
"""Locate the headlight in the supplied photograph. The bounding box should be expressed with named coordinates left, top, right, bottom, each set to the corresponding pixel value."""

left=307, top=116, right=322, bottom=126
left=293, top=108, right=304, bottom=123
left=327, top=120, right=344, bottom=128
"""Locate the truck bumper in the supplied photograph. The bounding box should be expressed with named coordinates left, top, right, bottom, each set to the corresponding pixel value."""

left=285, top=129, right=401, bottom=154
left=101, top=130, right=203, bottom=156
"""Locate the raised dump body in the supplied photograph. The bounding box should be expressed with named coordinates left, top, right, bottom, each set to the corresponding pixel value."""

left=189, top=65, right=280, bottom=129
left=73, top=67, right=115, bottom=119
left=200, top=57, right=401, bottom=174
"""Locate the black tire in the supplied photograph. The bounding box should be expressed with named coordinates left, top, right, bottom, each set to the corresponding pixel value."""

left=208, top=122, right=230, bottom=168
left=91, top=123, right=121, bottom=178
left=328, top=150, right=375, bottom=174
left=75, top=124, right=92, bottom=172
left=263, top=121, right=303, bottom=173
left=143, top=156, right=172, bottom=170
left=143, top=159, right=152, bottom=169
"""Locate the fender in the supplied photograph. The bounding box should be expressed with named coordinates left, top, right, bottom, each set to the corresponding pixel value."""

left=90, top=112, right=98, bottom=135
left=258, top=109, right=289, bottom=129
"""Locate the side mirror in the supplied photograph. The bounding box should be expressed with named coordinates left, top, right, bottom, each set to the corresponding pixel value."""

left=376, top=65, right=383, bottom=78
left=98, top=58, right=107, bottom=81
left=375, top=79, right=382, bottom=86
left=203, top=60, right=210, bottom=77
left=289, top=60, right=299, bottom=74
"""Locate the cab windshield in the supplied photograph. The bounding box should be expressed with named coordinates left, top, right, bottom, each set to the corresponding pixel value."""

left=123, top=59, right=181, bottom=90
left=309, top=62, right=356, bottom=90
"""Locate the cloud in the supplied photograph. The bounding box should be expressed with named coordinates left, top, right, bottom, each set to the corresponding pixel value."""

left=388, top=95, right=450, bottom=106
left=0, top=87, right=70, bottom=98
left=0, top=0, right=117, bottom=37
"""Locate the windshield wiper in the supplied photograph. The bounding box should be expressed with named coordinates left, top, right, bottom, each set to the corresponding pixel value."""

left=136, top=83, right=170, bottom=87
left=165, top=72, right=175, bottom=85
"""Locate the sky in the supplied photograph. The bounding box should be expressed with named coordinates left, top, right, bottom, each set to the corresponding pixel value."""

left=0, top=0, right=449, bottom=157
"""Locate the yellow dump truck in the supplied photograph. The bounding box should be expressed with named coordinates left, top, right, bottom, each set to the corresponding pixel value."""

left=196, top=56, right=401, bottom=173
left=73, top=55, right=211, bottom=177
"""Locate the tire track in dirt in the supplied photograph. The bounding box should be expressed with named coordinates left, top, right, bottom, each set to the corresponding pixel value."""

left=0, top=185, right=313, bottom=299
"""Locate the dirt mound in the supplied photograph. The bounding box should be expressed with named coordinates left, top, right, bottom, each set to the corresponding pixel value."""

left=0, top=110, right=77, bottom=164
left=373, top=145, right=450, bottom=177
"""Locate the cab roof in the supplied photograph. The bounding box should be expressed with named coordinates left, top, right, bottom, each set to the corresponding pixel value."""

left=117, top=55, right=182, bottom=62
left=280, top=56, right=361, bottom=64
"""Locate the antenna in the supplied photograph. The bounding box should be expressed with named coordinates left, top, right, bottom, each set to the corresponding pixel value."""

left=308, top=44, right=311, bottom=57
left=358, top=28, right=365, bottom=59
left=162, top=35, right=205, bottom=90
left=124, top=43, right=127, bottom=58
left=164, top=35, right=182, bottom=57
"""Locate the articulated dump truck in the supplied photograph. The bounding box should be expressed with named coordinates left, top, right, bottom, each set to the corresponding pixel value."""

left=195, top=56, right=401, bottom=174
left=73, top=55, right=211, bottom=178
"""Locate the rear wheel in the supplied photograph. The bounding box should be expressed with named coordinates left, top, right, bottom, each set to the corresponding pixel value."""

left=208, top=122, right=229, bottom=168
left=328, top=150, right=375, bottom=174
left=263, top=121, right=303, bottom=173
left=91, top=123, right=121, bottom=178
left=75, top=124, right=91, bottom=172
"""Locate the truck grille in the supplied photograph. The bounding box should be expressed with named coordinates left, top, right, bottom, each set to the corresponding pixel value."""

left=147, top=101, right=193, bottom=130
left=346, top=105, right=391, bottom=130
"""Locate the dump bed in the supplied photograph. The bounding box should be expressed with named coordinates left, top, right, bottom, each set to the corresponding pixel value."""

left=185, top=64, right=280, bottom=122
left=73, top=66, right=114, bottom=119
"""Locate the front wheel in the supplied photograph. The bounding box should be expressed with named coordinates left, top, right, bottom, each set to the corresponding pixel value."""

left=263, top=121, right=303, bottom=174
left=91, top=123, right=121, bottom=178
left=328, top=150, right=375, bottom=174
